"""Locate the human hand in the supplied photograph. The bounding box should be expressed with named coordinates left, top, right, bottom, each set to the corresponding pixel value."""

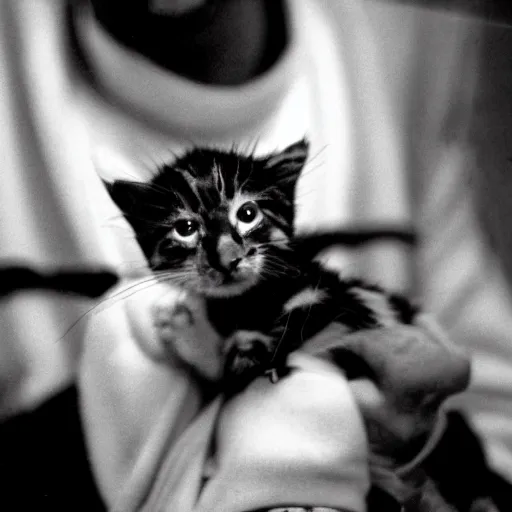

left=305, top=315, right=471, bottom=467
left=350, top=315, right=470, bottom=463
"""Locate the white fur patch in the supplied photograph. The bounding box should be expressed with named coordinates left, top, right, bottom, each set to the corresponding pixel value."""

left=270, top=227, right=289, bottom=248
left=284, top=287, right=327, bottom=313
left=353, top=288, right=398, bottom=327
left=210, top=160, right=228, bottom=199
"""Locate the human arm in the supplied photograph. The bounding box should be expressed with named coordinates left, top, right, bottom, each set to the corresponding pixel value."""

left=305, top=315, right=508, bottom=512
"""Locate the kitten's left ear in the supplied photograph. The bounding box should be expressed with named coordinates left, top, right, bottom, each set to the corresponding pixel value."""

left=263, top=138, right=309, bottom=189
left=103, top=179, right=160, bottom=235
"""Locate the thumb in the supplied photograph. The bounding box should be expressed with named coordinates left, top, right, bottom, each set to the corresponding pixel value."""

left=336, top=316, right=471, bottom=411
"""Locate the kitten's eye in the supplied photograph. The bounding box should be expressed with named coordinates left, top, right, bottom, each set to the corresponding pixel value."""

left=172, top=219, right=200, bottom=244
left=237, top=202, right=258, bottom=223
left=236, top=201, right=263, bottom=234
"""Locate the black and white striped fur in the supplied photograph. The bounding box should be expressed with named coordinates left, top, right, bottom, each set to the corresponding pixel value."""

left=106, top=139, right=417, bottom=390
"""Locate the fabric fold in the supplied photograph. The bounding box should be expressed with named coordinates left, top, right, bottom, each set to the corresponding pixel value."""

left=115, top=355, right=369, bottom=512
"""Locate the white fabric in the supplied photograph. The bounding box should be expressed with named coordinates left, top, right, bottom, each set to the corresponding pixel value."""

left=111, top=354, right=369, bottom=512
left=2, top=0, right=512, bottom=508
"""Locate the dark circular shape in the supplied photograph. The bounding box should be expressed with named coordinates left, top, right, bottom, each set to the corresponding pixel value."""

left=174, top=219, right=199, bottom=237
left=236, top=202, right=259, bottom=223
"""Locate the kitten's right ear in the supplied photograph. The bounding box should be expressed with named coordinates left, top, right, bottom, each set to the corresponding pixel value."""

left=265, top=139, right=309, bottom=170
left=263, top=138, right=309, bottom=192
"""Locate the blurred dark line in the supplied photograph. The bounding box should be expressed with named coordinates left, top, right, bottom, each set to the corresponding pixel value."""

left=392, top=0, right=512, bottom=24
left=295, top=226, right=417, bottom=259
left=0, top=264, right=119, bottom=299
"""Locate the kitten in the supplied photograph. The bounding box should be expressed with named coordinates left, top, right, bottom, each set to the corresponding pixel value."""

left=105, top=140, right=495, bottom=512
left=105, top=139, right=417, bottom=388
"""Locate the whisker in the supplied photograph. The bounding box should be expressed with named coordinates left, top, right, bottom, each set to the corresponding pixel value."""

left=55, top=270, right=196, bottom=342
left=248, top=136, right=261, bottom=157
left=269, top=312, right=292, bottom=365
left=107, top=168, right=178, bottom=199
left=263, top=256, right=290, bottom=265
left=304, top=144, right=327, bottom=167
left=299, top=167, right=325, bottom=183
left=55, top=277, right=160, bottom=343
left=102, top=275, right=164, bottom=301
left=105, top=210, right=174, bottom=230
left=261, top=259, right=289, bottom=273
left=262, top=262, right=295, bottom=276
left=262, top=261, right=299, bottom=280
left=263, top=253, right=301, bottom=273
left=294, top=187, right=321, bottom=201
left=253, top=242, right=290, bottom=252
left=261, top=268, right=288, bottom=280
left=139, top=150, right=177, bottom=177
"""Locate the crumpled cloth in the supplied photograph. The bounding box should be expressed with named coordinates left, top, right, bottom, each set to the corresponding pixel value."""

left=110, top=310, right=470, bottom=512
left=113, top=354, right=370, bottom=512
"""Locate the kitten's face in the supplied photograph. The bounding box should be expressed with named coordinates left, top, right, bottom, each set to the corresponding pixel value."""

left=107, top=140, right=308, bottom=296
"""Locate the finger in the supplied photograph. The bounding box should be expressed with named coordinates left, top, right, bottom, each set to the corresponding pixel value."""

left=349, top=379, right=384, bottom=415
left=349, top=378, right=436, bottom=441
left=336, top=323, right=470, bottom=408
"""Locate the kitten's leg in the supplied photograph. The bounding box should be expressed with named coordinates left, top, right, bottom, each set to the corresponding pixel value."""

left=223, top=330, right=275, bottom=380
left=222, top=322, right=296, bottom=388
left=153, top=289, right=223, bottom=381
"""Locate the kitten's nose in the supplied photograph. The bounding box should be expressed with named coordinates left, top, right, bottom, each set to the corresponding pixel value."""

left=228, top=257, right=242, bottom=272
left=217, top=235, right=244, bottom=273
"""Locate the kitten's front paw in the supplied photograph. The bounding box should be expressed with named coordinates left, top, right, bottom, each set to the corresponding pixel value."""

left=223, top=330, right=276, bottom=383
left=153, top=289, right=222, bottom=381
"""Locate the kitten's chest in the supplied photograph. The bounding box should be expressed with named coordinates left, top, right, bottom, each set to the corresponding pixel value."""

left=204, top=268, right=333, bottom=338
left=205, top=288, right=289, bottom=337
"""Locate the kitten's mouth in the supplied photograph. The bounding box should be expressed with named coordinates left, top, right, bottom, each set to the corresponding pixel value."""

left=197, top=254, right=263, bottom=297
left=198, top=270, right=258, bottom=297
